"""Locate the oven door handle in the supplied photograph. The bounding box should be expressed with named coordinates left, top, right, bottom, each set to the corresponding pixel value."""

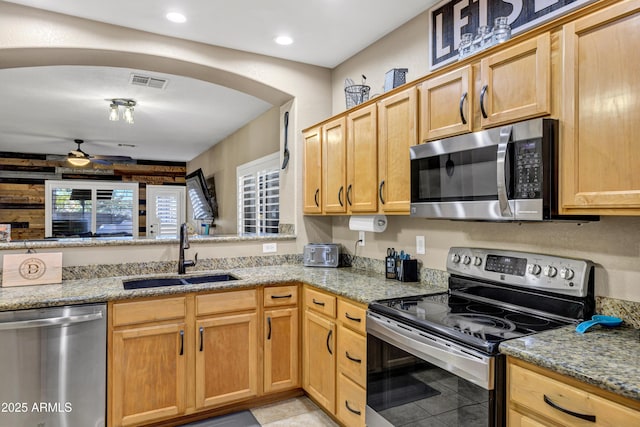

left=497, top=125, right=513, bottom=218
left=367, top=312, right=493, bottom=390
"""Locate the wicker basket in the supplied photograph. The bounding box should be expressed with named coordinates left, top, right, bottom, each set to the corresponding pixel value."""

left=344, top=85, right=370, bottom=109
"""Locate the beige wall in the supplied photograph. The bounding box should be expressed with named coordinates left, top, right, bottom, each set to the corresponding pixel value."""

left=330, top=9, right=640, bottom=303
left=331, top=11, right=430, bottom=115
left=188, top=107, right=280, bottom=234
left=0, top=2, right=334, bottom=264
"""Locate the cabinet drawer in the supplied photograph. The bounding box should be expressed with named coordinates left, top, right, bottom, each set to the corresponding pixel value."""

left=337, top=373, right=366, bottom=427
left=304, top=287, right=336, bottom=318
left=196, top=289, right=257, bottom=316
left=112, top=296, right=186, bottom=326
left=337, top=299, right=366, bottom=334
left=509, top=364, right=640, bottom=426
left=337, top=325, right=367, bottom=387
left=264, top=285, right=298, bottom=307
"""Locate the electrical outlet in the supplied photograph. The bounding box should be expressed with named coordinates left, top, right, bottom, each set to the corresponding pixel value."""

left=263, top=242, right=277, bottom=253
left=358, top=231, right=365, bottom=246
left=416, top=235, right=425, bottom=255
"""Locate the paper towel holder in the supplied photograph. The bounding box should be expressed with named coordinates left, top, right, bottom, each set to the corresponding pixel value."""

left=348, top=215, right=388, bottom=232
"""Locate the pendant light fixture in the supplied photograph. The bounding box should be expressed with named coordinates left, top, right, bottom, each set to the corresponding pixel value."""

left=107, top=99, right=136, bottom=124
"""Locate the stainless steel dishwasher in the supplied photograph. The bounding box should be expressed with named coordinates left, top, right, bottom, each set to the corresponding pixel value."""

left=0, top=303, right=106, bottom=427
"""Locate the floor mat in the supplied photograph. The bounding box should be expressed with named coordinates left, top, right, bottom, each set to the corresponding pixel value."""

left=178, top=410, right=260, bottom=427
left=368, top=373, right=441, bottom=412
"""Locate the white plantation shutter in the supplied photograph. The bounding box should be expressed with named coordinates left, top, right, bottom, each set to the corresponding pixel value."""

left=146, top=185, right=185, bottom=237
left=237, top=153, right=280, bottom=235
left=45, top=181, right=139, bottom=238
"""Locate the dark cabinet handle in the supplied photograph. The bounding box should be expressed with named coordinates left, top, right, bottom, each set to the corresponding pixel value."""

left=271, top=294, right=292, bottom=299
left=480, top=84, right=489, bottom=119
left=459, top=91, right=468, bottom=125
left=346, top=184, right=352, bottom=206
left=345, top=312, right=362, bottom=323
left=326, top=329, right=333, bottom=355
left=179, top=330, right=184, bottom=356
left=314, top=189, right=319, bottom=207
left=313, top=299, right=325, bottom=307
left=338, top=186, right=344, bottom=207
left=267, top=317, right=272, bottom=340
left=345, top=401, right=361, bottom=416
left=199, top=326, right=204, bottom=352
left=543, top=395, right=596, bottom=422
left=379, top=180, right=385, bottom=204
left=345, top=351, right=362, bottom=364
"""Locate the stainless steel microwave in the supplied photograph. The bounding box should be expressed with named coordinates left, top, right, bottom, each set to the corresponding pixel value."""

left=410, top=118, right=597, bottom=222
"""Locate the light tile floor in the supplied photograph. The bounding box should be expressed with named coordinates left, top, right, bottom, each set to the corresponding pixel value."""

left=250, top=396, right=339, bottom=426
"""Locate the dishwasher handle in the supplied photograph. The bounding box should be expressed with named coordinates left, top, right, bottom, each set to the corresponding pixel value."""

left=0, top=311, right=104, bottom=330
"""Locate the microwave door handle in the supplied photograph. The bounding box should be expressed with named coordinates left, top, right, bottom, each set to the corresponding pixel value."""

left=497, top=125, right=513, bottom=217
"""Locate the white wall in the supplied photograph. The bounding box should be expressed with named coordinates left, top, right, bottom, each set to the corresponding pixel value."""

left=330, top=8, right=640, bottom=302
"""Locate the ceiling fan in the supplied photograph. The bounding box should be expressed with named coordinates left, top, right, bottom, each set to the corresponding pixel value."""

left=67, top=139, right=134, bottom=166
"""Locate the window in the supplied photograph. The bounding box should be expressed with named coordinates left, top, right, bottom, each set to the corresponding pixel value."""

left=45, top=180, right=139, bottom=238
left=237, top=152, right=280, bottom=234
left=146, top=185, right=186, bottom=237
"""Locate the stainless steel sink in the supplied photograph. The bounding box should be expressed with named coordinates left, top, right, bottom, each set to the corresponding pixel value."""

left=123, top=274, right=238, bottom=290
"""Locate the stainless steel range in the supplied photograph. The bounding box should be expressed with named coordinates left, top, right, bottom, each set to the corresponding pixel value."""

left=366, top=247, right=594, bottom=427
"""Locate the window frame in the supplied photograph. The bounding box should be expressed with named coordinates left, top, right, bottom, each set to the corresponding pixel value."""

left=44, top=180, right=139, bottom=238
left=236, top=152, right=280, bottom=235
left=146, top=184, right=186, bottom=237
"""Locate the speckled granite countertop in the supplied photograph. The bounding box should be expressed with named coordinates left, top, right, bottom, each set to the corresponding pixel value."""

left=500, top=325, right=640, bottom=402
left=0, top=264, right=446, bottom=311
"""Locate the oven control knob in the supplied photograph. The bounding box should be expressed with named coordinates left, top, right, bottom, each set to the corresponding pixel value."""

left=473, top=256, right=483, bottom=266
left=543, top=266, right=558, bottom=277
left=462, top=255, right=471, bottom=265
left=560, top=267, right=575, bottom=280
left=527, top=264, right=542, bottom=275
left=451, top=253, right=461, bottom=264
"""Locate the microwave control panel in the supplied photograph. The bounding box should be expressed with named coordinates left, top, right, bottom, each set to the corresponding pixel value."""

left=514, top=139, right=543, bottom=199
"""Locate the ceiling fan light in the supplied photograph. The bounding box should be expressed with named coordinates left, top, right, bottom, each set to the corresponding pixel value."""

left=68, top=157, right=91, bottom=167
left=109, top=103, right=119, bottom=121
left=124, top=106, right=134, bottom=124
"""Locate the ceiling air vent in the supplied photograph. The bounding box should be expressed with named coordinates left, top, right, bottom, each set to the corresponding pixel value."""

left=129, top=73, right=168, bottom=89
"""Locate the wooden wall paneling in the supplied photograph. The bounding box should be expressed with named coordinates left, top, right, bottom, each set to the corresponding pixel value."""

left=0, top=152, right=186, bottom=240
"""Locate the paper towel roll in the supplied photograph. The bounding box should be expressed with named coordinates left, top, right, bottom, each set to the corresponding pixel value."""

left=348, top=215, right=388, bottom=232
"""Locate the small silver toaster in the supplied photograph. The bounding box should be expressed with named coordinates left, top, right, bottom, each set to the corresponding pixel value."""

left=303, top=244, right=340, bottom=267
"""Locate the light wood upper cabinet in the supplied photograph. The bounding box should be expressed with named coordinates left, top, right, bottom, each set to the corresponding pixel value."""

left=479, top=32, right=551, bottom=128
left=347, top=104, right=378, bottom=213
left=560, top=0, right=640, bottom=214
left=303, top=127, right=322, bottom=214
left=377, top=86, right=418, bottom=214
left=322, top=117, right=347, bottom=213
left=420, top=66, right=473, bottom=141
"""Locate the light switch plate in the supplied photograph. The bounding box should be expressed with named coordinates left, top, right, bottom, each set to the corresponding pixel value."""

left=416, top=236, right=425, bottom=255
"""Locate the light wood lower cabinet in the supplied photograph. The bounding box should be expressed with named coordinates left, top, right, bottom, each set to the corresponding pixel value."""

left=195, top=311, right=258, bottom=408
left=302, top=286, right=368, bottom=427
left=108, top=285, right=299, bottom=427
left=111, top=322, right=187, bottom=427
left=303, top=306, right=337, bottom=413
left=507, top=357, right=640, bottom=427
left=264, top=285, right=300, bottom=393
left=109, top=296, right=189, bottom=427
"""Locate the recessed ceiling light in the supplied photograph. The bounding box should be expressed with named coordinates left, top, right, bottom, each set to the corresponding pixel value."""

left=166, top=12, right=187, bottom=23
left=275, top=35, right=294, bottom=46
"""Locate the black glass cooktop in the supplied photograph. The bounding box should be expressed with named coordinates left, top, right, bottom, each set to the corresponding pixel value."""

left=369, top=291, right=572, bottom=355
